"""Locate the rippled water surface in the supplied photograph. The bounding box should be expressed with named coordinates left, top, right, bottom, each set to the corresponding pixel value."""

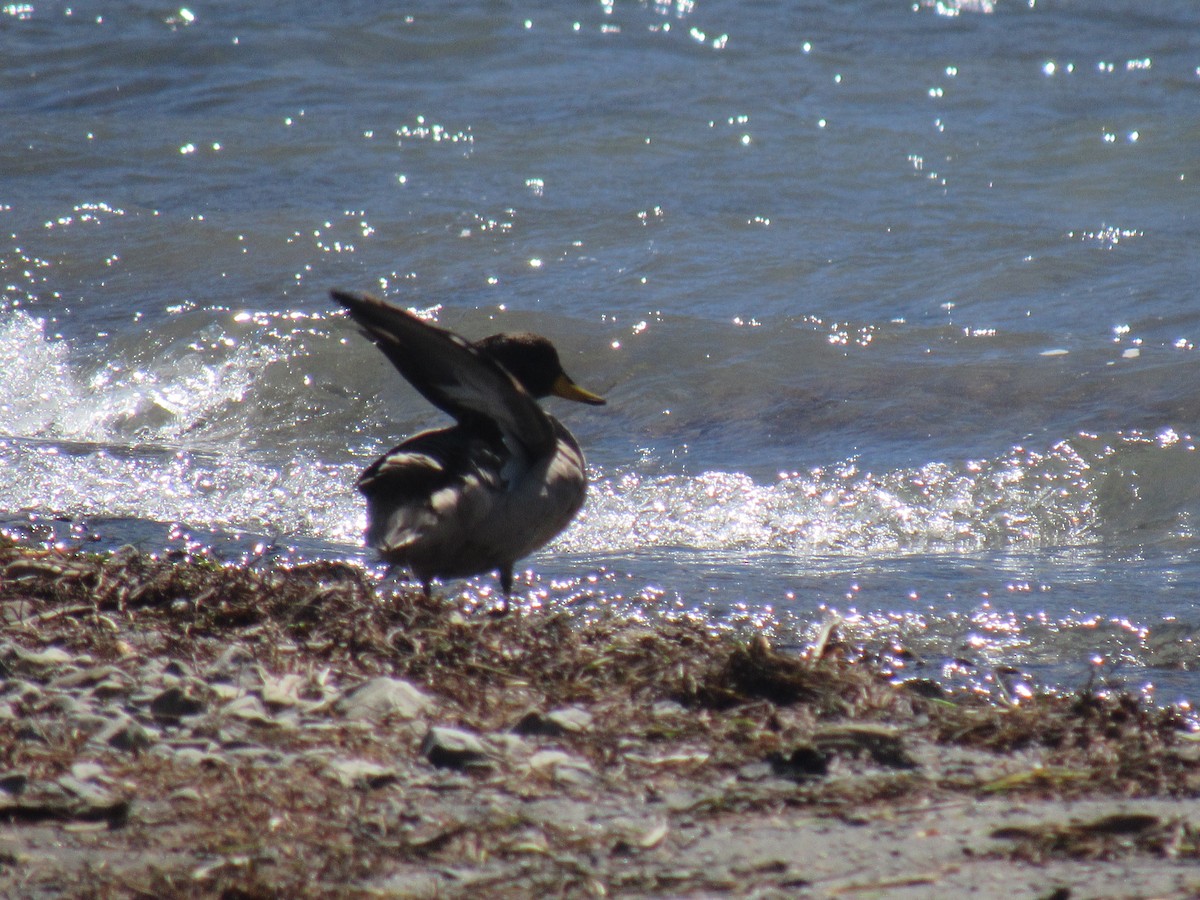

left=4, top=0, right=1200, bottom=701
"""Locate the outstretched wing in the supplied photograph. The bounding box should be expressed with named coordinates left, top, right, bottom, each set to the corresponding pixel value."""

left=331, top=289, right=555, bottom=456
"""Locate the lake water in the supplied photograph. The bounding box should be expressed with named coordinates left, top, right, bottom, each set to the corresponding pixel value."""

left=4, top=0, right=1200, bottom=704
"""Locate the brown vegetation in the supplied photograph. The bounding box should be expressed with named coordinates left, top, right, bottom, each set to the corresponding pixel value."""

left=2, top=536, right=1199, bottom=897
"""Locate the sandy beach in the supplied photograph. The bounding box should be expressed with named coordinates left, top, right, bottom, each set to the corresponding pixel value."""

left=2, top=539, right=1198, bottom=898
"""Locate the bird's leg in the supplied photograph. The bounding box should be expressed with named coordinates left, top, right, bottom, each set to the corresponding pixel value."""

left=491, top=565, right=513, bottom=616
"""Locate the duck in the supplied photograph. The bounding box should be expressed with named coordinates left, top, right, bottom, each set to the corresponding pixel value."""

left=330, top=289, right=606, bottom=600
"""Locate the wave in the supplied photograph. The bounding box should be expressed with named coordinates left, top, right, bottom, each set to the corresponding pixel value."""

left=4, top=308, right=1200, bottom=559
left=570, top=430, right=1200, bottom=556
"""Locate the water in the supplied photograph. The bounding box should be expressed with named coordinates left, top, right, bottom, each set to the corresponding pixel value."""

left=4, top=0, right=1200, bottom=703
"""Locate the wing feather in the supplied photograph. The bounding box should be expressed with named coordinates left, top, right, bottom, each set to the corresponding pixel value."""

left=331, top=289, right=554, bottom=456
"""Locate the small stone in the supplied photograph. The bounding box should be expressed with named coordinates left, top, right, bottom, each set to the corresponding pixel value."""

left=528, top=750, right=596, bottom=786
left=162, top=660, right=191, bottom=679
left=609, top=815, right=670, bottom=851
left=0, top=772, right=28, bottom=796
left=545, top=707, right=593, bottom=733
left=767, top=745, right=829, bottom=781
left=326, top=757, right=398, bottom=790
left=420, top=726, right=492, bottom=770
left=487, top=733, right=527, bottom=757
left=69, top=762, right=106, bottom=782
left=69, top=714, right=114, bottom=736
left=900, top=678, right=948, bottom=699
left=208, top=683, right=241, bottom=702
left=514, top=706, right=594, bottom=736
left=45, top=694, right=90, bottom=717
left=737, top=761, right=774, bottom=782
left=260, top=672, right=307, bottom=710
left=336, top=677, right=432, bottom=722
left=149, top=686, right=206, bottom=721
left=93, top=715, right=155, bottom=753
left=663, top=787, right=718, bottom=814
left=634, top=820, right=670, bottom=849
left=223, top=695, right=276, bottom=726
left=6, top=644, right=75, bottom=669
left=49, top=665, right=122, bottom=690
left=223, top=745, right=282, bottom=762
left=91, top=676, right=134, bottom=701
left=168, top=747, right=228, bottom=768
left=0, top=777, right=130, bottom=826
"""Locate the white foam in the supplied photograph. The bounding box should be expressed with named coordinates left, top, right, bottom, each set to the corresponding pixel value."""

left=0, top=310, right=362, bottom=541
left=0, top=311, right=78, bottom=436
left=0, top=310, right=270, bottom=445
left=2, top=311, right=1194, bottom=561
left=0, top=437, right=363, bottom=543
left=563, top=443, right=1100, bottom=558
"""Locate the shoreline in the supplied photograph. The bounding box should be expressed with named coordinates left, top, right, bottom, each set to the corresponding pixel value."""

left=2, top=538, right=1199, bottom=898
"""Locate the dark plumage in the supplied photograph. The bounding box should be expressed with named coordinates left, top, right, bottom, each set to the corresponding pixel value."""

left=331, top=289, right=606, bottom=598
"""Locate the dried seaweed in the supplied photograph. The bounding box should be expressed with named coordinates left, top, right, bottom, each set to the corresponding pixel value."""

left=2, top=536, right=1199, bottom=897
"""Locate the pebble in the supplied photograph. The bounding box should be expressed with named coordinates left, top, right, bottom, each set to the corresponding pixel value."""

left=259, top=672, right=308, bottom=710
left=222, top=695, right=276, bottom=725
left=0, top=774, right=129, bottom=826
left=528, top=750, right=597, bottom=786
left=0, top=772, right=29, bottom=795
left=0, top=599, right=38, bottom=625
left=514, top=705, right=594, bottom=736
left=69, top=762, right=107, bottom=782
left=70, top=713, right=117, bottom=736
left=168, top=747, right=229, bottom=768
left=0, top=618, right=641, bottom=840
left=49, top=665, right=123, bottom=690
left=149, top=685, right=207, bottom=721
left=766, top=746, right=829, bottom=781
left=91, top=675, right=134, bottom=700
left=326, top=757, right=399, bottom=790
left=420, top=726, right=492, bottom=770
left=651, top=700, right=688, bottom=718
left=92, top=714, right=156, bottom=753
left=3, top=643, right=78, bottom=669
left=336, top=676, right=432, bottom=722
left=208, top=683, right=242, bottom=702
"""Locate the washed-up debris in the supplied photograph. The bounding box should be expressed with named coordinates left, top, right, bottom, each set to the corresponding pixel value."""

left=991, top=812, right=1198, bottom=862
left=1, top=536, right=1198, bottom=898
left=814, top=723, right=916, bottom=769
